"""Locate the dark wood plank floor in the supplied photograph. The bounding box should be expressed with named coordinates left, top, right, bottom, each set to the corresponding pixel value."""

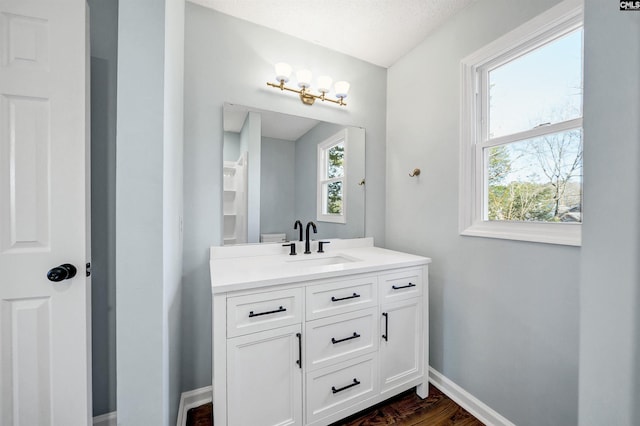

left=186, top=385, right=484, bottom=426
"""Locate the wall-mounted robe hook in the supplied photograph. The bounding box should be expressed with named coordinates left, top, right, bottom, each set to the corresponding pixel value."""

left=358, top=178, right=365, bottom=186
left=409, top=168, right=421, bottom=177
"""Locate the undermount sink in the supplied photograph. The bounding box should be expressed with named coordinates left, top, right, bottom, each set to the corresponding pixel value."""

left=285, top=254, right=361, bottom=267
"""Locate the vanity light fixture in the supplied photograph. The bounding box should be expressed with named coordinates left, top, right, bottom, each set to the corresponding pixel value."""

left=267, top=62, right=350, bottom=107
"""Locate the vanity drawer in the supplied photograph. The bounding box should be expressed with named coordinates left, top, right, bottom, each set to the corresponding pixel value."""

left=379, top=268, right=423, bottom=302
left=306, top=275, right=377, bottom=320
left=227, top=288, right=303, bottom=338
left=305, top=308, right=377, bottom=371
left=306, top=354, right=378, bottom=425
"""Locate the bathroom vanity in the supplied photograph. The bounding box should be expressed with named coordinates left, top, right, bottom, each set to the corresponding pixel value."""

left=210, top=238, right=431, bottom=426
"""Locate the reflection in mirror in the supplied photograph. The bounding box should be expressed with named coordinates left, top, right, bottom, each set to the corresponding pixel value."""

left=223, top=103, right=365, bottom=245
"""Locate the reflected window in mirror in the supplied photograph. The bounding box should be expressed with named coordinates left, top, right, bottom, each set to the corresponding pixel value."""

left=317, top=130, right=347, bottom=224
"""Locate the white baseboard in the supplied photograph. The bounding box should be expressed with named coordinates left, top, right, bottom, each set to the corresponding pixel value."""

left=93, top=411, right=116, bottom=426
left=429, top=367, right=515, bottom=426
left=176, top=386, right=213, bottom=426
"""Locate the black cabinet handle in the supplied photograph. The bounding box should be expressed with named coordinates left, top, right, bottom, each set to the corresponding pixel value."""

left=332, top=378, right=360, bottom=394
left=331, top=293, right=361, bottom=302
left=296, top=333, right=302, bottom=369
left=382, top=312, right=388, bottom=341
left=331, top=332, right=360, bottom=344
left=392, top=282, right=416, bottom=290
left=248, top=306, right=286, bottom=318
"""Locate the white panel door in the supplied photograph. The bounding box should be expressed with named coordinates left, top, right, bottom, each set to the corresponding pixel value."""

left=227, top=324, right=302, bottom=426
left=379, top=298, right=423, bottom=395
left=0, top=0, right=90, bottom=425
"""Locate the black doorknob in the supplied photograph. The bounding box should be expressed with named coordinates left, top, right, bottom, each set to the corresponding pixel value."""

left=47, top=264, right=77, bottom=282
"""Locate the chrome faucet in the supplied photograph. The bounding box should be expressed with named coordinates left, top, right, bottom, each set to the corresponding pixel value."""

left=294, top=220, right=303, bottom=242
left=304, top=221, right=317, bottom=254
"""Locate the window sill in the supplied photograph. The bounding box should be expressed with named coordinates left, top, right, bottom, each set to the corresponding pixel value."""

left=316, top=214, right=346, bottom=224
left=460, top=220, right=581, bottom=246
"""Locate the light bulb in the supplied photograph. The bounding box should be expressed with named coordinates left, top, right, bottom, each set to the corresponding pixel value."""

left=334, top=81, right=350, bottom=99
left=317, top=75, right=333, bottom=94
left=274, top=62, right=292, bottom=83
left=296, top=69, right=312, bottom=89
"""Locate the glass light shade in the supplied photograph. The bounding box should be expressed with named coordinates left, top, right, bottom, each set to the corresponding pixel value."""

left=274, top=62, right=292, bottom=83
left=296, top=69, right=312, bottom=89
left=334, top=81, right=350, bottom=98
left=317, top=75, right=333, bottom=94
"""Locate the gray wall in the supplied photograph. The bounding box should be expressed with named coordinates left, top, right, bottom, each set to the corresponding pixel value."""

left=183, top=3, right=387, bottom=392
left=88, top=0, right=118, bottom=417
left=579, top=1, right=640, bottom=424
left=162, top=0, right=185, bottom=422
left=386, top=1, right=580, bottom=425
left=223, top=131, right=240, bottom=162
left=260, top=137, right=296, bottom=239
left=116, top=0, right=184, bottom=424
left=241, top=112, right=261, bottom=243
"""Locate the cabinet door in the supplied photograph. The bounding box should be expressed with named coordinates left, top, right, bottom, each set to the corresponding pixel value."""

left=227, top=324, right=303, bottom=426
left=379, top=298, right=423, bottom=395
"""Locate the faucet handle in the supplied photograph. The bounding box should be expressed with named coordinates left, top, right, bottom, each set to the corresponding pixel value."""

left=282, top=242, right=297, bottom=256
left=317, top=241, right=330, bottom=253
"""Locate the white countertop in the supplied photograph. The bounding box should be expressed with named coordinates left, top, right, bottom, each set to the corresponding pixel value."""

left=210, top=238, right=431, bottom=293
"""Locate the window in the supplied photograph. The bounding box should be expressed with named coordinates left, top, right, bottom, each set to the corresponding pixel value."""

left=459, top=0, right=583, bottom=246
left=317, top=130, right=347, bottom=224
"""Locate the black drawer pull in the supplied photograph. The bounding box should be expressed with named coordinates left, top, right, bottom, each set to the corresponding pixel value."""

left=392, top=282, right=416, bottom=290
left=332, top=378, right=361, bottom=394
left=331, top=293, right=361, bottom=302
left=382, top=312, right=388, bottom=341
left=296, top=333, right=302, bottom=369
left=331, top=332, right=360, bottom=344
left=248, top=306, right=286, bottom=318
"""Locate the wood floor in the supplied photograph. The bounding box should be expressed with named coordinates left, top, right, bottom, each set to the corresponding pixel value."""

left=186, top=385, right=484, bottom=426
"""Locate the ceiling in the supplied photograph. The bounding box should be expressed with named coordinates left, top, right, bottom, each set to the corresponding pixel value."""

left=224, top=103, right=321, bottom=141
left=189, top=0, right=476, bottom=68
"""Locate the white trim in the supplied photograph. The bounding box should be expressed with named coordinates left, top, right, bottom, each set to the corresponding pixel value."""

left=429, top=367, right=515, bottom=426
left=480, top=117, right=583, bottom=150
left=461, top=220, right=581, bottom=246
left=176, top=386, right=213, bottom=426
left=93, top=411, right=117, bottom=426
left=459, top=0, right=583, bottom=246
left=460, top=0, right=583, bottom=67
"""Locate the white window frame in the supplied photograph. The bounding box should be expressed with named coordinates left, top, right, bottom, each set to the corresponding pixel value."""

left=459, top=0, right=583, bottom=246
left=317, top=130, right=347, bottom=224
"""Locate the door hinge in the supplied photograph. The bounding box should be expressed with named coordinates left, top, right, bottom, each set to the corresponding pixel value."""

left=86, top=262, right=91, bottom=277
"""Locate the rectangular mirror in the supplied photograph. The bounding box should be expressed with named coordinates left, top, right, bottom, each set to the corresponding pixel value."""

left=223, top=103, right=365, bottom=245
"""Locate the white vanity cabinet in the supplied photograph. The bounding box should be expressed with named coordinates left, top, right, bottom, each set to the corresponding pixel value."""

left=211, top=239, right=431, bottom=426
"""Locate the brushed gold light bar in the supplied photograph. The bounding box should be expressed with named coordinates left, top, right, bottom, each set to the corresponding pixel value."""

left=266, top=81, right=347, bottom=106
